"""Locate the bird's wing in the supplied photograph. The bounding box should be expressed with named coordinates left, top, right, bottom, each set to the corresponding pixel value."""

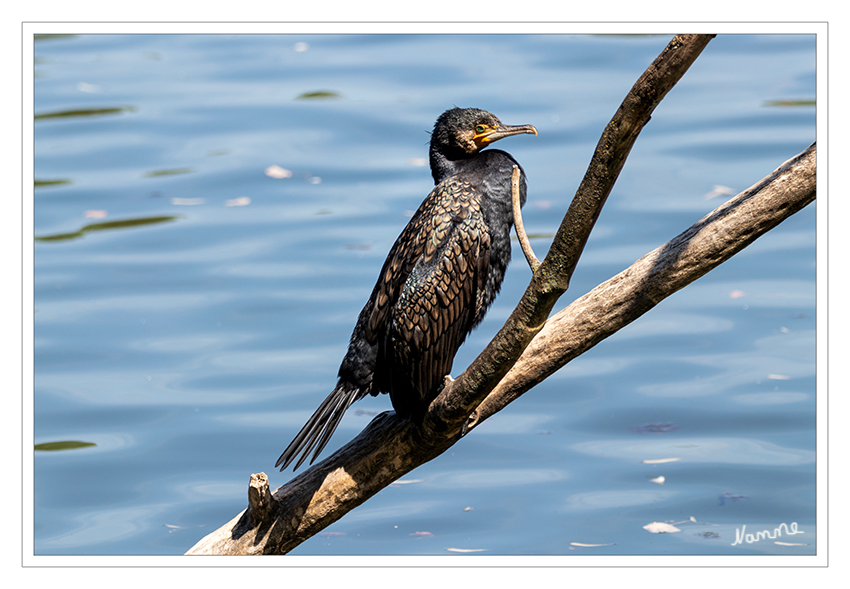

left=364, top=193, right=435, bottom=346
left=384, top=179, right=491, bottom=416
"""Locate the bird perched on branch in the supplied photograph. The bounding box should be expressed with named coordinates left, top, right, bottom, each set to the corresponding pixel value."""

left=276, top=107, right=537, bottom=471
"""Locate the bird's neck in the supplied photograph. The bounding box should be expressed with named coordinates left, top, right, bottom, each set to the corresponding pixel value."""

left=429, top=143, right=473, bottom=184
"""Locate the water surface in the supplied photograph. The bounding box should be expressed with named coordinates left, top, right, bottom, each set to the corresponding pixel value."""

left=33, top=33, right=817, bottom=556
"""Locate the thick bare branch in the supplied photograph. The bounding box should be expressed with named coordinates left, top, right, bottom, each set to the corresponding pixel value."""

left=468, top=142, right=816, bottom=428
left=186, top=142, right=815, bottom=556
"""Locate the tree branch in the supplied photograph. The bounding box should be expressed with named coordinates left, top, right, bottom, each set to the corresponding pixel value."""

left=186, top=34, right=744, bottom=555
left=468, top=142, right=816, bottom=429
left=187, top=141, right=815, bottom=555
left=512, top=165, right=541, bottom=273
left=424, top=34, right=716, bottom=437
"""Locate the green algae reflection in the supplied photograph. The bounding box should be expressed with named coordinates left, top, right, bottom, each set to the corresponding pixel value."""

left=35, top=179, right=72, bottom=188
left=143, top=167, right=195, bottom=178
left=296, top=90, right=342, bottom=100
left=34, top=106, right=136, bottom=120
left=763, top=99, right=816, bottom=107
left=35, top=440, right=96, bottom=452
left=35, top=215, right=178, bottom=242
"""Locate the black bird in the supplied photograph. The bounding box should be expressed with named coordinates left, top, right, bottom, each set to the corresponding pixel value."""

left=276, top=107, right=537, bottom=471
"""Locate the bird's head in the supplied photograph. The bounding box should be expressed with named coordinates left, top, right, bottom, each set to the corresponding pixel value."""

left=431, top=107, right=538, bottom=158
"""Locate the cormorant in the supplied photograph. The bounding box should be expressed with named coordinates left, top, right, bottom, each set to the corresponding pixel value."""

left=276, top=107, right=537, bottom=471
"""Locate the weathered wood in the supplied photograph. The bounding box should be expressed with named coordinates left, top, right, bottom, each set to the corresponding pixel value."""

left=186, top=141, right=815, bottom=555
left=186, top=34, right=741, bottom=555
left=467, top=142, right=817, bottom=428
left=187, top=413, right=435, bottom=554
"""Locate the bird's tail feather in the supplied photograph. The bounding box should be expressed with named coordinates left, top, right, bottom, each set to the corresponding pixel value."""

left=275, top=382, right=361, bottom=471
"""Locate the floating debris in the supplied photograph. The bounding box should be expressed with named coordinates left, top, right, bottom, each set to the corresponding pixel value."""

left=643, top=521, right=681, bottom=534
left=410, top=531, right=433, bottom=537
left=265, top=165, right=292, bottom=179
left=225, top=197, right=251, bottom=207
left=77, top=82, right=101, bottom=93
left=447, top=547, right=487, bottom=553
left=163, top=524, right=185, bottom=532
left=171, top=197, right=205, bottom=206
left=703, top=185, right=735, bottom=200
left=641, top=457, right=680, bottom=464
left=570, top=542, right=615, bottom=547
left=649, top=476, right=666, bottom=485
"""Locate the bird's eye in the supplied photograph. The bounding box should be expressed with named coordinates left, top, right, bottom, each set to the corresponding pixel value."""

left=475, top=125, right=485, bottom=133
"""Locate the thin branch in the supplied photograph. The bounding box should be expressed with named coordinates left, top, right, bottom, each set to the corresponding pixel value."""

left=512, top=165, right=541, bottom=272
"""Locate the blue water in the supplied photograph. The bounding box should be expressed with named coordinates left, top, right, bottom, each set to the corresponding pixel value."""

left=33, top=33, right=817, bottom=556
